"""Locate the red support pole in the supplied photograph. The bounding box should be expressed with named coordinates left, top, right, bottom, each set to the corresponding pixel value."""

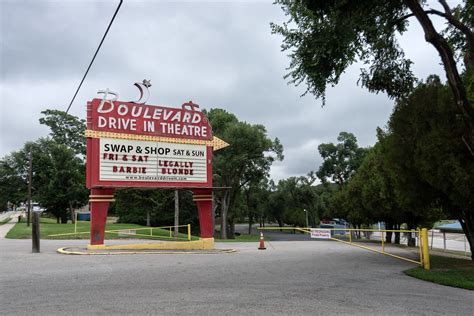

left=89, top=188, right=115, bottom=247
left=192, top=188, right=213, bottom=238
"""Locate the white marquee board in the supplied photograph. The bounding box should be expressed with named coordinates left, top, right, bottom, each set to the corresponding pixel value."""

left=99, top=138, right=207, bottom=183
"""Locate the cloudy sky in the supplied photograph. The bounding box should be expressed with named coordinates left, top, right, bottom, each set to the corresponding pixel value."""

left=1, top=0, right=450, bottom=182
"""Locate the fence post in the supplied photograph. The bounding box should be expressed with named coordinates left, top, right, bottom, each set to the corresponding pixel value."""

left=421, top=228, right=430, bottom=270
left=188, top=224, right=191, bottom=241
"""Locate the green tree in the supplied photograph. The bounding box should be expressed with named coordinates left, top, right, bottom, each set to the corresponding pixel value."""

left=385, top=75, right=474, bottom=258
left=0, top=110, right=88, bottom=221
left=313, top=183, right=337, bottom=224
left=329, top=175, right=371, bottom=234
left=31, top=139, right=88, bottom=223
left=0, top=152, right=28, bottom=211
left=268, top=188, right=286, bottom=228
left=275, top=177, right=305, bottom=227
left=241, top=178, right=271, bottom=234
left=39, top=109, right=86, bottom=155
left=266, top=175, right=322, bottom=228
left=272, top=0, right=474, bottom=155
left=317, top=132, right=367, bottom=187
left=206, top=109, right=284, bottom=239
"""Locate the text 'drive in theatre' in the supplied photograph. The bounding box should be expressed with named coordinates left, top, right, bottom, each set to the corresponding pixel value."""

left=99, top=138, right=207, bottom=183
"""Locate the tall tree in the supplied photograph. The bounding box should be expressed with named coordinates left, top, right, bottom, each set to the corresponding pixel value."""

left=39, top=109, right=86, bottom=155
left=271, top=175, right=321, bottom=227
left=272, top=0, right=474, bottom=155
left=0, top=110, right=88, bottom=220
left=385, top=75, right=474, bottom=258
left=317, top=132, right=367, bottom=187
left=0, top=152, right=28, bottom=211
left=31, top=139, right=88, bottom=223
left=206, top=109, right=283, bottom=239
left=242, top=178, right=271, bottom=234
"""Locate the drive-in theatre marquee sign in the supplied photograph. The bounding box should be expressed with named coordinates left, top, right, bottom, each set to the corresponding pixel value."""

left=85, top=81, right=228, bottom=248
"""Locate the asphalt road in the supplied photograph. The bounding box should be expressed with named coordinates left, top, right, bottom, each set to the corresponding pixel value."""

left=1, top=237, right=473, bottom=315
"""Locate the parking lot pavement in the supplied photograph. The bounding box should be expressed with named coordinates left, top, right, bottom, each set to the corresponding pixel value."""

left=0, top=238, right=473, bottom=315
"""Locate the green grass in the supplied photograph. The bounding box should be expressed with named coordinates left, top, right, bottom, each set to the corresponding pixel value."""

left=404, top=255, right=474, bottom=290
left=6, top=218, right=270, bottom=242
left=6, top=217, right=197, bottom=241
left=0, top=217, right=12, bottom=225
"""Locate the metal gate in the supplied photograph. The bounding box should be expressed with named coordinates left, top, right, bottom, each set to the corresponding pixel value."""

left=258, top=227, right=431, bottom=270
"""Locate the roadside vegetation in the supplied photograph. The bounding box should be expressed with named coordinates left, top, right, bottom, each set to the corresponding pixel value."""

left=404, top=256, right=474, bottom=290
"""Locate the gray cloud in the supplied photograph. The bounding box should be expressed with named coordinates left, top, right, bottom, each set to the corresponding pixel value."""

left=1, top=0, right=450, bottom=182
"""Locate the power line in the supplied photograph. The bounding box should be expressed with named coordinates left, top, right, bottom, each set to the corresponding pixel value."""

left=66, top=0, right=123, bottom=114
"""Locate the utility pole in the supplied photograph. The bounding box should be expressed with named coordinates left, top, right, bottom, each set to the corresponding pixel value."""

left=27, top=150, right=32, bottom=227
left=174, top=190, right=179, bottom=237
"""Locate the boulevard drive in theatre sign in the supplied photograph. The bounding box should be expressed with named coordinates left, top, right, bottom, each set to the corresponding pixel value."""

left=86, top=95, right=228, bottom=189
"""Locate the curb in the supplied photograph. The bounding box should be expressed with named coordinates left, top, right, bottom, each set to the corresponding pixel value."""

left=57, top=247, right=237, bottom=255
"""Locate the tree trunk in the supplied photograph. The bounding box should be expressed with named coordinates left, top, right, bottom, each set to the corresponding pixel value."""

left=174, top=190, right=179, bottom=237
left=212, top=198, right=218, bottom=238
left=146, top=210, right=150, bottom=227
left=394, top=224, right=401, bottom=244
left=228, top=217, right=235, bottom=239
left=405, top=223, right=416, bottom=247
left=385, top=222, right=393, bottom=243
left=56, top=216, right=60, bottom=224
left=394, top=232, right=401, bottom=244
left=69, top=201, right=75, bottom=224
left=404, top=0, right=474, bottom=156
left=60, top=213, right=68, bottom=224
left=248, top=215, right=253, bottom=235
left=407, top=234, right=416, bottom=247
left=459, top=213, right=474, bottom=260
left=220, top=191, right=230, bottom=239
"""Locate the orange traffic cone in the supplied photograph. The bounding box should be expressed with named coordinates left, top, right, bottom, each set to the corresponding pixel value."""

left=258, top=232, right=266, bottom=250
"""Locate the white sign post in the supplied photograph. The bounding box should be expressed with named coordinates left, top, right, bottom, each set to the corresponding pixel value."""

left=310, top=228, right=332, bottom=239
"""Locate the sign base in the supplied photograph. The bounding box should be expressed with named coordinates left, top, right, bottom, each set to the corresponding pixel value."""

left=87, top=238, right=215, bottom=251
